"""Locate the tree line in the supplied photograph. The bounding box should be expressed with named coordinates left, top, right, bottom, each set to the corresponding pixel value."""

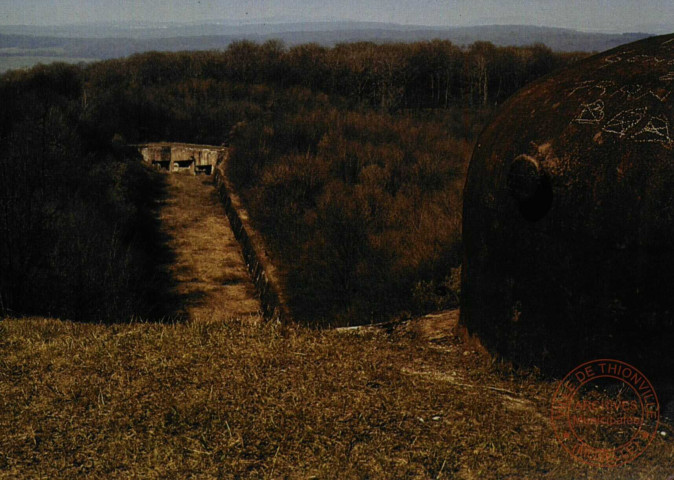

left=78, top=39, right=587, bottom=146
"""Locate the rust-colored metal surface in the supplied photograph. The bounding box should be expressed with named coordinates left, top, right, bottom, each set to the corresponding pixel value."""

left=461, top=34, right=674, bottom=378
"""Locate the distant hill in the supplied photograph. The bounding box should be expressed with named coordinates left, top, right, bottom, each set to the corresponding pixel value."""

left=0, top=22, right=653, bottom=72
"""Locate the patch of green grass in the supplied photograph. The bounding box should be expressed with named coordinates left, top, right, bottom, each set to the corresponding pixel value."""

left=0, top=316, right=672, bottom=478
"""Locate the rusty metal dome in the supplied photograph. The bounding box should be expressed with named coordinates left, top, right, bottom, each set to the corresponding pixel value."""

left=461, top=33, right=674, bottom=377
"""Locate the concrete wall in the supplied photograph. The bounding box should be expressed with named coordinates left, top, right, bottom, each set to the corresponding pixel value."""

left=214, top=162, right=291, bottom=323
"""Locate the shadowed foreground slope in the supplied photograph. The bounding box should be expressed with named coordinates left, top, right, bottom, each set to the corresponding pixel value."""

left=0, top=314, right=672, bottom=479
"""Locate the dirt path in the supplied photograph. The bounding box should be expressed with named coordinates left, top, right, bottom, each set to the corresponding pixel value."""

left=158, top=174, right=260, bottom=321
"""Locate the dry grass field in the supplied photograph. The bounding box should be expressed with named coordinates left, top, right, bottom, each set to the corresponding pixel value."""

left=1, top=312, right=673, bottom=479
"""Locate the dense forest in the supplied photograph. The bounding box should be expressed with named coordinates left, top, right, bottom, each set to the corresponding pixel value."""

left=0, top=40, right=588, bottom=324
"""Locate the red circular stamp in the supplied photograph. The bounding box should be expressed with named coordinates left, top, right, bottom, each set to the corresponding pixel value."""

left=551, top=359, right=660, bottom=467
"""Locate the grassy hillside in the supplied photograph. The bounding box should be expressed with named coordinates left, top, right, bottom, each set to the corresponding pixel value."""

left=1, top=315, right=672, bottom=478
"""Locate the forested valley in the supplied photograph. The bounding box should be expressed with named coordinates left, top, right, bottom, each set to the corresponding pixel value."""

left=0, top=40, right=588, bottom=324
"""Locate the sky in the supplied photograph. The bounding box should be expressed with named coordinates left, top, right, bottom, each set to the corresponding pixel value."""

left=0, top=0, right=673, bottom=32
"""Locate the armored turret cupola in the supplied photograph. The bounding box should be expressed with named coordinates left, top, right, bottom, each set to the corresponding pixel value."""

left=461, top=33, right=674, bottom=381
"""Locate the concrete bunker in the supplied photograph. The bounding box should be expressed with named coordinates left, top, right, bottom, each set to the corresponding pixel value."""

left=138, top=143, right=227, bottom=176
left=461, top=33, right=674, bottom=383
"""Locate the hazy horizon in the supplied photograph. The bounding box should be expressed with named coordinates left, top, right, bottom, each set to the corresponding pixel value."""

left=0, top=0, right=673, bottom=33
